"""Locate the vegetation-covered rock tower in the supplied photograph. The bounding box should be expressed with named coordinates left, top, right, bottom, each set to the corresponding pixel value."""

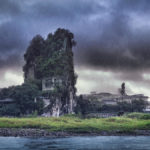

left=23, top=28, right=77, bottom=116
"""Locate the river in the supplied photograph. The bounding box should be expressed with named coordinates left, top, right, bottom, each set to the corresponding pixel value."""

left=0, top=136, right=150, bottom=150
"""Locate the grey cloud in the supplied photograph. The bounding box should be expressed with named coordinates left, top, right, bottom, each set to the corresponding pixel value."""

left=30, top=0, right=104, bottom=20
left=0, top=0, right=150, bottom=89
left=0, top=21, right=27, bottom=53
left=74, top=0, right=150, bottom=72
left=0, top=0, right=21, bottom=16
left=0, top=54, right=23, bottom=69
left=0, top=0, right=106, bottom=70
left=117, top=0, right=150, bottom=13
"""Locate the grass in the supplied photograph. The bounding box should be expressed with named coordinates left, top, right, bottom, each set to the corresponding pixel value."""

left=0, top=113, right=150, bottom=133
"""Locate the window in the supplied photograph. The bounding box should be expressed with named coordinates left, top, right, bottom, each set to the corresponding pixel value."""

left=45, top=79, right=53, bottom=88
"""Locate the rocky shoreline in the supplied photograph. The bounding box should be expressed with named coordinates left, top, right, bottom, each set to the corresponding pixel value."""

left=0, top=128, right=150, bottom=137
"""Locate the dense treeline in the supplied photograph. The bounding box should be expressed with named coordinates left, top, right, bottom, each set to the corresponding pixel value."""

left=0, top=83, right=44, bottom=116
left=75, top=95, right=148, bottom=115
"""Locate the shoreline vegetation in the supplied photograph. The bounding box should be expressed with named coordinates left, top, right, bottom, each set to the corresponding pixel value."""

left=0, top=113, right=150, bottom=137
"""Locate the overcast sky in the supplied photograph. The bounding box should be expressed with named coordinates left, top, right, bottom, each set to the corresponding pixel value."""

left=0, top=0, right=150, bottom=96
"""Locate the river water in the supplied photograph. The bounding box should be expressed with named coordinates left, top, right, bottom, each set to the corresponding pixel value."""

left=0, top=136, right=150, bottom=150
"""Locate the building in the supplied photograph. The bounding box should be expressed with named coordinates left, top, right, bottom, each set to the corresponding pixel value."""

left=83, top=92, right=149, bottom=106
left=0, top=98, right=14, bottom=104
left=101, top=99, right=117, bottom=106
left=42, top=76, right=63, bottom=91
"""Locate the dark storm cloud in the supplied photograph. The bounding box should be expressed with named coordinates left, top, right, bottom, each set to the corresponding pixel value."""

left=31, top=0, right=103, bottom=20
left=0, top=21, right=27, bottom=53
left=117, top=0, right=150, bottom=13
left=0, top=54, right=22, bottom=69
left=0, top=0, right=20, bottom=16
left=74, top=0, right=150, bottom=72
left=0, top=0, right=104, bottom=70
left=0, top=0, right=150, bottom=74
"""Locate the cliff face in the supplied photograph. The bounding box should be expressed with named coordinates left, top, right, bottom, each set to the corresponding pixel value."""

left=23, top=28, right=77, bottom=117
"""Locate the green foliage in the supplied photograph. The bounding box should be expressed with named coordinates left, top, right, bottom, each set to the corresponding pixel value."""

left=23, top=35, right=45, bottom=78
left=0, top=104, right=20, bottom=116
left=118, top=99, right=148, bottom=112
left=132, top=99, right=148, bottom=112
left=0, top=86, right=16, bottom=99
left=23, top=28, right=76, bottom=82
left=11, top=83, right=39, bottom=114
left=0, top=83, right=42, bottom=116
left=23, top=28, right=77, bottom=110
left=27, top=110, right=38, bottom=118
left=101, top=105, right=119, bottom=112
left=24, top=35, right=45, bottom=62
left=75, top=95, right=101, bottom=114
left=117, top=101, right=131, bottom=112
left=126, top=112, right=150, bottom=120
left=76, top=95, right=148, bottom=114
left=25, top=79, right=42, bottom=90
left=35, top=98, right=44, bottom=115
left=0, top=115, right=150, bottom=133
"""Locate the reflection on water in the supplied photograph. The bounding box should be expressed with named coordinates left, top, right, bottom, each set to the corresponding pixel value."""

left=0, top=136, right=150, bottom=150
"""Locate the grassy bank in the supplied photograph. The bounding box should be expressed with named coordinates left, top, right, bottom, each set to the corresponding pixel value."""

left=0, top=113, right=150, bottom=133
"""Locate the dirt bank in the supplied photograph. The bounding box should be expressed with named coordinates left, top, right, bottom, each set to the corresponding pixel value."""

left=0, top=128, right=150, bottom=137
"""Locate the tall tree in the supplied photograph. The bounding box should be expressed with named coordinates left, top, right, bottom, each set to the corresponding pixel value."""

left=119, top=82, right=126, bottom=96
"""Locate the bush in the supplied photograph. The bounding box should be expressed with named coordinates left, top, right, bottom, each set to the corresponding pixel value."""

left=75, top=95, right=101, bottom=115
left=126, top=112, right=150, bottom=120
left=0, top=104, right=20, bottom=116
left=0, top=83, right=42, bottom=116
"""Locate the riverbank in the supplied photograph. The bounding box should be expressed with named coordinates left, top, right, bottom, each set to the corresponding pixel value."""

left=0, top=128, right=150, bottom=137
left=0, top=113, right=150, bottom=136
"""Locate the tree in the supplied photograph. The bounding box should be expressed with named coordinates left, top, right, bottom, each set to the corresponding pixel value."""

left=75, top=95, right=102, bottom=115
left=117, top=99, right=148, bottom=112
left=24, top=35, right=45, bottom=63
left=0, top=83, right=42, bottom=116
left=11, top=83, right=41, bottom=115
left=119, top=82, right=126, bottom=96
left=132, top=99, right=148, bottom=112
left=117, top=101, right=131, bottom=112
left=0, top=104, right=20, bottom=116
left=23, top=35, right=45, bottom=79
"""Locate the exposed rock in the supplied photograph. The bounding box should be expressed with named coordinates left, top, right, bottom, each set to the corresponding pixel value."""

left=23, top=29, right=77, bottom=117
left=0, top=128, right=150, bottom=137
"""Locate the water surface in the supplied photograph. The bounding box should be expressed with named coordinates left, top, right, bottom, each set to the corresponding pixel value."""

left=0, top=136, right=150, bottom=150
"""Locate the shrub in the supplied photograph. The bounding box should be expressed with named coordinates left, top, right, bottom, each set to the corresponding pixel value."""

left=0, top=104, right=20, bottom=116
left=126, top=112, right=150, bottom=120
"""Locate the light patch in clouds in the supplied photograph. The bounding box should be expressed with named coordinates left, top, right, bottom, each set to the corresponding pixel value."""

left=0, top=71, right=24, bottom=88
left=143, top=73, right=150, bottom=81
left=75, top=67, right=150, bottom=97
left=130, top=13, right=150, bottom=30
left=0, top=17, right=11, bottom=25
left=76, top=68, right=121, bottom=95
left=127, top=82, right=150, bottom=100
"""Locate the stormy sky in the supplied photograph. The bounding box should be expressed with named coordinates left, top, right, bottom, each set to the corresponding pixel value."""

left=0, top=0, right=150, bottom=97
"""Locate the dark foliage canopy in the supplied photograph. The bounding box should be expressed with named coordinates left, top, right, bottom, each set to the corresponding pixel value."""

left=23, top=28, right=76, bottom=82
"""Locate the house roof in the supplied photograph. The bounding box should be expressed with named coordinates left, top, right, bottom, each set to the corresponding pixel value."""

left=0, top=98, right=14, bottom=103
